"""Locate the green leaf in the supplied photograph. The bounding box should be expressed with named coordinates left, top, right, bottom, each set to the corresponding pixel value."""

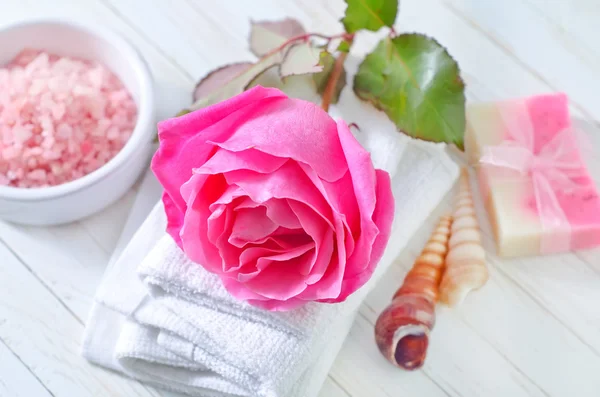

left=246, top=66, right=321, bottom=103
left=279, top=43, right=323, bottom=78
left=313, top=51, right=347, bottom=105
left=353, top=33, right=466, bottom=148
left=190, top=41, right=322, bottom=111
left=175, top=109, right=192, bottom=117
left=193, top=62, right=253, bottom=102
left=342, top=0, right=398, bottom=33
left=249, top=18, right=306, bottom=57
left=336, top=40, right=351, bottom=53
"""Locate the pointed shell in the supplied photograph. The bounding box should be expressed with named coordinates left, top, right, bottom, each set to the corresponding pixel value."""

left=395, top=215, right=451, bottom=304
left=439, top=168, right=489, bottom=306
left=374, top=295, right=435, bottom=370
left=374, top=215, right=451, bottom=370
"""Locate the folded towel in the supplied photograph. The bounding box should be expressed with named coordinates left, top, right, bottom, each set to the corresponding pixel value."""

left=82, top=132, right=458, bottom=396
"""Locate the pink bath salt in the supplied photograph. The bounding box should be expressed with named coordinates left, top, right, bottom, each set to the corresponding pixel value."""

left=0, top=49, right=138, bottom=188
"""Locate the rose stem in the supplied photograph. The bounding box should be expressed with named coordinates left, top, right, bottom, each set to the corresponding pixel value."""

left=321, top=37, right=353, bottom=112
left=185, top=32, right=354, bottom=113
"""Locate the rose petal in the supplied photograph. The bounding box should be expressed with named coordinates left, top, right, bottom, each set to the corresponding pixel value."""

left=207, top=204, right=227, bottom=245
left=223, top=161, right=334, bottom=229
left=333, top=120, right=380, bottom=280
left=229, top=195, right=303, bottom=233
left=296, top=213, right=347, bottom=301
left=338, top=169, right=394, bottom=297
left=269, top=229, right=312, bottom=248
left=162, top=191, right=185, bottom=248
left=180, top=174, right=228, bottom=272
left=287, top=200, right=334, bottom=281
left=194, top=147, right=288, bottom=175
left=228, top=232, right=310, bottom=274
left=304, top=228, right=334, bottom=282
left=228, top=226, right=303, bottom=249
left=264, top=198, right=302, bottom=229
left=233, top=196, right=261, bottom=210
left=243, top=253, right=311, bottom=300
left=213, top=206, right=243, bottom=269
left=238, top=242, right=314, bottom=283
left=152, top=86, right=286, bottom=214
left=238, top=243, right=286, bottom=269
left=228, top=206, right=278, bottom=246
left=210, top=185, right=248, bottom=211
left=297, top=162, right=356, bottom=259
left=207, top=98, right=348, bottom=182
left=247, top=296, right=307, bottom=311
left=180, top=172, right=208, bottom=204
left=320, top=169, right=360, bottom=233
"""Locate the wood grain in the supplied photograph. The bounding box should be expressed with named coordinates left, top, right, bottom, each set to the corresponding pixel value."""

left=0, top=340, right=52, bottom=397
left=0, top=243, right=160, bottom=397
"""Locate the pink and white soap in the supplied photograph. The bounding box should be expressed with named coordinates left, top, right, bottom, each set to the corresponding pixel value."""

left=466, top=93, right=600, bottom=257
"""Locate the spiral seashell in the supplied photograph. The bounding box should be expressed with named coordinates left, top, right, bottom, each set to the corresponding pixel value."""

left=375, top=215, right=451, bottom=370
left=439, top=168, right=489, bottom=307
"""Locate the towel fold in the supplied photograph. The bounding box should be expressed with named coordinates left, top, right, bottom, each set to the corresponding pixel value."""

left=127, top=232, right=347, bottom=397
left=82, top=123, right=459, bottom=396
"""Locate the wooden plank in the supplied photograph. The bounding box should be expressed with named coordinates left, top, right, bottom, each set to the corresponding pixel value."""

left=101, top=0, right=253, bottom=79
left=520, top=0, right=600, bottom=74
left=318, top=377, right=351, bottom=397
left=330, top=314, right=450, bottom=397
left=0, top=242, right=160, bottom=397
left=444, top=0, right=600, bottom=121
left=10, top=0, right=191, bottom=85
left=0, top=340, right=53, bottom=397
left=0, top=220, right=109, bottom=320
left=0, top=182, right=150, bottom=322
left=79, top=189, right=138, bottom=255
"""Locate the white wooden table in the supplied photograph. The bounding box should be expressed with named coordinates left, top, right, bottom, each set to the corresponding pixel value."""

left=2, top=1, right=600, bottom=396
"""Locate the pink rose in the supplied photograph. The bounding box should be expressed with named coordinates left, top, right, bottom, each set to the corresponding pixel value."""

left=152, top=86, right=394, bottom=311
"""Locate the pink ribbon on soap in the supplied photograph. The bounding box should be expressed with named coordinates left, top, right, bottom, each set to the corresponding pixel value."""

left=479, top=100, right=586, bottom=253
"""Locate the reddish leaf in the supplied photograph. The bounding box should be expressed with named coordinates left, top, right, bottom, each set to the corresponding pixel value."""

left=193, top=62, right=253, bottom=102
left=249, top=18, right=306, bottom=57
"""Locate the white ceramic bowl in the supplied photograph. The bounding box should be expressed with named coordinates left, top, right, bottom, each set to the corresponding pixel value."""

left=0, top=19, right=155, bottom=225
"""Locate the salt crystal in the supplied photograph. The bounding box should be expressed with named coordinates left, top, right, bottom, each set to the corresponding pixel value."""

left=28, top=147, right=43, bottom=156
left=26, top=157, right=37, bottom=169
left=56, top=123, right=72, bottom=139
left=2, top=147, right=19, bottom=160
left=0, top=49, right=137, bottom=188
left=27, top=169, right=46, bottom=181
left=13, top=125, right=32, bottom=143
left=81, top=140, right=93, bottom=156
left=50, top=163, right=62, bottom=175
left=106, top=126, right=120, bottom=141
left=51, top=103, right=65, bottom=120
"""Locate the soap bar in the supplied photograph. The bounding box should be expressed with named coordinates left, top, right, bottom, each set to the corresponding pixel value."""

left=466, top=93, right=600, bottom=257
